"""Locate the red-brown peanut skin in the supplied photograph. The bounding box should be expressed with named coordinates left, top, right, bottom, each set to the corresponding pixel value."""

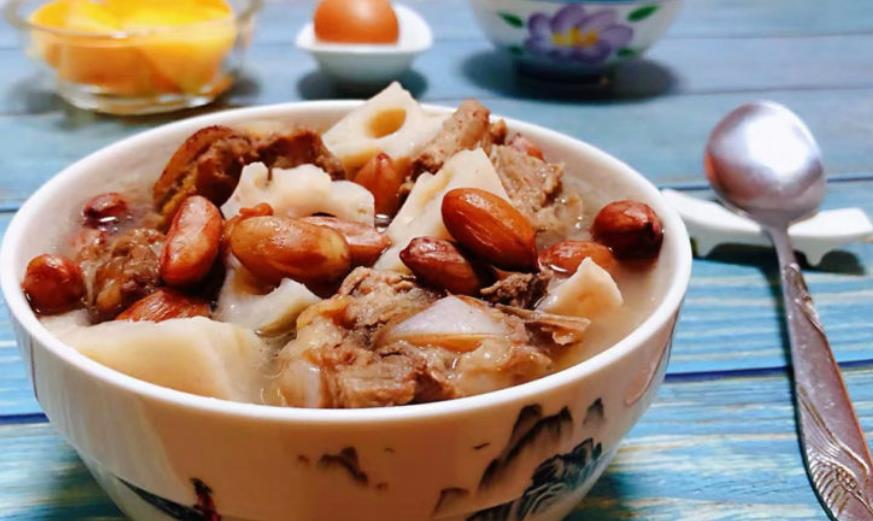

left=592, top=200, right=664, bottom=260
left=441, top=188, right=538, bottom=272
left=229, top=216, right=352, bottom=286
left=400, top=237, right=491, bottom=295
left=21, top=254, right=86, bottom=315
left=354, top=152, right=406, bottom=217
left=302, top=216, right=390, bottom=267
left=160, top=195, right=223, bottom=287
left=221, top=203, right=274, bottom=254
left=116, top=288, right=211, bottom=322
left=539, top=240, right=618, bottom=276
left=82, top=192, right=129, bottom=226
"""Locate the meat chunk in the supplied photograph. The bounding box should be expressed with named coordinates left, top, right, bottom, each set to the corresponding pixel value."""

left=71, top=227, right=109, bottom=265
left=498, top=305, right=590, bottom=348
left=153, top=126, right=349, bottom=225
left=153, top=126, right=259, bottom=225
left=480, top=271, right=553, bottom=309
left=488, top=119, right=508, bottom=147
left=411, top=100, right=492, bottom=177
left=87, top=228, right=165, bottom=321
left=448, top=336, right=553, bottom=397
left=339, top=266, right=437, bottom=325
left=255, top=129, right=346, bottom=179
left=277, top=268, right=558, bottom=408
left=277, top=268, right=439, bottom=408
left=488, top=144, right=568, bottom=234
left=324, top=343, right=428, bottom=408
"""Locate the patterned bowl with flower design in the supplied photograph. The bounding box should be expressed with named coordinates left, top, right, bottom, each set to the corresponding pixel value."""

left=469, top=0, right=683, bottom=76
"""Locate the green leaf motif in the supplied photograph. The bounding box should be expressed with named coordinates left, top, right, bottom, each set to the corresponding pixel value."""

left=627, top=5, right=659, bottom=22
left=617, top=48, right=638, bottom=58
left=508, top=45, right=524, bottom=56
left=498, top=12, right=525, bottom=28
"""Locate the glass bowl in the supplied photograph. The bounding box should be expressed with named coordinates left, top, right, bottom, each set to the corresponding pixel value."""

left=5, top=0, right=262, bottom=115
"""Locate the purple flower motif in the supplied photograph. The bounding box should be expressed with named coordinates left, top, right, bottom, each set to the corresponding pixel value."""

left=525, top=5, right=634, bottom=64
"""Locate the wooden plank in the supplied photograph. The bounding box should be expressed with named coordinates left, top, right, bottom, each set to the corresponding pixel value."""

left=1, top=0, right=870, bottom=50
left=248, top=0, right=873, bottom=42
left=1, top=85, right=873, bottom=207
left=462, top=91, right=873, bottom=187
left=577, top=366, right=873, bottom=519
left=0, top=335, right=34, bottom=416
left=240, top=34, right=873, bottom=103
left=0, top=213, right=38, bottom=416
left=263, top=0, right=873, bottom=41
left=0, top=4, right=872, bottom=119
left=0, top=423, right=122, bottom=520
left=0, top=0, right=866, bottom=516
left=0, top=177, right=871, bottom=415
left=670, top=0, right=873, bottom=38
left=5, top=365, right=873, bottom=519
left=4, top=30, right=873, bottom=116
left=669, top=182, right=873, bottom=375
left=257, top=0, right=873, bottom=41
left=502, top=33, right=873, bottom=95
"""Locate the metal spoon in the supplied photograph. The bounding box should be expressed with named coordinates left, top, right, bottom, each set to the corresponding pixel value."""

left=705, top=101, right=873, bottom=520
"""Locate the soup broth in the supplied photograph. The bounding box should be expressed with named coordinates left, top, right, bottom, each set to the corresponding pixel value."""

left=29, top=84, right=667, bottom=408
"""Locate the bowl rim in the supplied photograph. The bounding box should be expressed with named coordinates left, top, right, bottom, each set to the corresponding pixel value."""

left=0, top=99, right=692, bottom=424
left=3, top=0, right=263, bottom=40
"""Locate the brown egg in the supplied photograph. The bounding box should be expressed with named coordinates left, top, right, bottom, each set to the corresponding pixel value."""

left=313, top=0, right=400, bottom=44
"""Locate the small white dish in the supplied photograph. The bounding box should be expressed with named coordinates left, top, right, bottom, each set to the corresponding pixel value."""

left=663, top=189, right=873, bottom=265
left=295, top=4, right=432, bottom=89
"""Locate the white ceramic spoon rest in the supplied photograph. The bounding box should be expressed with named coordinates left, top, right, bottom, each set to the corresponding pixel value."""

left=662, top=189, right=873, bottom=266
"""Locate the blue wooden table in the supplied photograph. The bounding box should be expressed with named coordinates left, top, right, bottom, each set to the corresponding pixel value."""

left=1, top=0, right=872, bottom=518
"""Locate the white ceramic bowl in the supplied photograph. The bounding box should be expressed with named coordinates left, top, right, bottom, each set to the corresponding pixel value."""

left=469, top=0, right=683, bottom=76
left=296, top=5, right=432, bottom=89
left=1, top=101, right=691, bottom=521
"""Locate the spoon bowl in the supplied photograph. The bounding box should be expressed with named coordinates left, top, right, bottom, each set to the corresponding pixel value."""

left=705, top=101, right=826, bottom=226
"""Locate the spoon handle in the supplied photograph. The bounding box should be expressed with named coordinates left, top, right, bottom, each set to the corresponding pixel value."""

left=768, top=226, right=873, bottom=520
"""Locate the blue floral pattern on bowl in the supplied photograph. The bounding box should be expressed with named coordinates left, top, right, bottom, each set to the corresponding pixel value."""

left=525, top=5, right=633, bottom=64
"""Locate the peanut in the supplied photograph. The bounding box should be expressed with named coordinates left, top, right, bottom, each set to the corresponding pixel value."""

left=441, top=188, right=538, bottom=272
left=592, top=200, right=663, bottom=260
left=222, top=203, right=274, bottom=253
left=161, top=195, right=223, bottom=287
left=400, top=237, right=492, bottom=295
left=354, top=152, right=405, bottom=217
left=302, top=216, right=390, bottom=267
left=116, top=289, right=210, bottom=322
left=229, top=216, right=351, bottom=285
left=539, top=240, right=618, bottom=276
left=22, top=254, right=85, bottom=315
left=82, top=192, right=129, bottom=226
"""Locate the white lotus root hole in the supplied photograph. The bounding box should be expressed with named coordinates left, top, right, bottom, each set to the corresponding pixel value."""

left=368, top=108, right=407, bottom=138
